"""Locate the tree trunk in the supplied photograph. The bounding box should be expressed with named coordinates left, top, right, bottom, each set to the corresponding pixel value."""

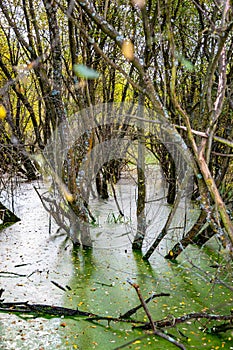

left=165, top=209, right=207, bottom=260
left=166, top=158, right=176, bottom=205
left=132, top=97, right=146, bottom=250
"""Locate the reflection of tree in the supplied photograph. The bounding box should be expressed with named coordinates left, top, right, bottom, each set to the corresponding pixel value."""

left=132, top=250, right=167, bottom=320
left=133, top=251, right=158, bottom=290
left=68, top=248, right=94, bottom=300
left=62, top=248, right=140, bottom=348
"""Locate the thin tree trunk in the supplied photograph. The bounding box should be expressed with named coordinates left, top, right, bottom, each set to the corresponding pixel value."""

left=143, top=171, right=190, bottom=260
left=132, top=95, right=146, bottom=250
left=165, top=209, right=207, bottom=260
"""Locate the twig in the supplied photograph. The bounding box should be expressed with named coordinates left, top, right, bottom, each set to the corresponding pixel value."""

left=136, top=312, right=233, bottom=330
left=0, top=271, right=27, bottom=277
left=14, top=263, right=32, bottom=268
left=51, top=280, right=67, bottom=292
left=110, top=180, right=124, bottom=217
left=152, top=328, right=186, bottom=349
left=95, top=281, right=113, bottom=287
left=127, top=279, right=156, bottom=331
left=210, top=277, right=233, bottom=292
left=27, top=269, right=43, bottom=278
left=85, top=315, right=143, bottom=324
left=211, top=151, right=233, bottom=157
left=174, top=124, right=233, bottom=149
left=120, top=292, right=170, bottom=319
left=208, top=324, right=233, bottom=334
left=127, top=279, right=186, bottom=349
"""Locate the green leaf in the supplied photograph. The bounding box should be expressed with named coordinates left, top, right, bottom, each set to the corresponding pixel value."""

left=180, top=57, right=194, bottom=71
left=178, top=55, right=194, bottom=72
left=73, top=64, right=100, bottom=79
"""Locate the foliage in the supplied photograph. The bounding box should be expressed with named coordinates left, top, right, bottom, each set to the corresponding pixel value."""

left=0, top=0, right=232, bottom=255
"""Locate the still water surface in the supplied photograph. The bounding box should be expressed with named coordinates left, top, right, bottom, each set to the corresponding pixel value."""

left=0, top=178, right=232, bottom=349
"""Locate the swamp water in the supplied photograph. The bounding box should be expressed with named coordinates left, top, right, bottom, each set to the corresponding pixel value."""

left=0, top=174, right=233, bottom=350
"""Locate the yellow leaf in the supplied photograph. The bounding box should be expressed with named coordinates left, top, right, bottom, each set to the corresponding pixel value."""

left=133, top=340, right=141, bottom=344
left=0, top=104, right=7, bottom=120
left=61, top=184, right=74, bottom=202
left=122, top=40, right=134, bottom=61
left=64, top=192, right=74, bottom=202
left=132, top=0, right=146, bottom=8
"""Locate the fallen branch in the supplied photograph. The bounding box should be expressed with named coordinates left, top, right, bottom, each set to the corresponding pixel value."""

left=0, top=288, right=232, bottom=346
left=14, top=263, right=32, bottom=268
left=208, top=323, right=233, bottom=334
left=127, top=279, right=186, bottom=350
left=0, top=271, right=27, bottom=278
left=0, top=299, right=144, bottom=325
left=120, top=292, right=170, bottom=318
left=136, top=312, right=233, bottom=330
left=0, top=301, right=94, bottom=317
left=51, top=280, right=67, bottom=292
left=127, top=278, right=156, bottom=331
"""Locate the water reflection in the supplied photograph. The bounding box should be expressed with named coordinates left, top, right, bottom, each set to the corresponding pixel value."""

left=1, top=180, right=231, bottom=349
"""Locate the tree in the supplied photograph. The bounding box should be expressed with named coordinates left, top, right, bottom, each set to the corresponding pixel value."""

left=0, top=0, right=232, bottom=257
left=68, top=0, right=233, bottom=255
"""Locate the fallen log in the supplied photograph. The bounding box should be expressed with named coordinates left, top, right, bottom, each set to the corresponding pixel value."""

left=0, top=301, right=93, bottom=317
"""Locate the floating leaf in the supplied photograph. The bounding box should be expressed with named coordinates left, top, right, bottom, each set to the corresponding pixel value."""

left=0, top=104, right=7, bottom=120
left=122, top=39, right=134, bottom=61
left=73, top=64, right=100, bottom=79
